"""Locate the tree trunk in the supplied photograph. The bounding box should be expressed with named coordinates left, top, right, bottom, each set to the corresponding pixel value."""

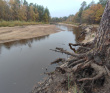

left=94, top=0, right=110, bottom=63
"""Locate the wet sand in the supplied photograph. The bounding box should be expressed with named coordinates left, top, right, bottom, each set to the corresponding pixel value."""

left=0, top=24, right=61, bottom=43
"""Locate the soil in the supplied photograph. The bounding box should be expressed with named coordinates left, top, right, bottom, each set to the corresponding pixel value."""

left=0, top=24, right=61, bottom=44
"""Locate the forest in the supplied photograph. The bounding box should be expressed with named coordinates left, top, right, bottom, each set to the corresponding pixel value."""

left=0, top=0, right=107, bottom=25
left=0, top=0, right=50, bottom=23
left=72, top=0, right=107, bottom=24
left=51, top=0, right=107, bottom=24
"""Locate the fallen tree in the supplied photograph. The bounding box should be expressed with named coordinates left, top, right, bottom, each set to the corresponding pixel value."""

left=31, top=0, right=110, bottom=93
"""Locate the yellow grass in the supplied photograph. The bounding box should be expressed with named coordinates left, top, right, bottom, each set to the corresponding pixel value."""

left=0, top=21, right=45, bottom=27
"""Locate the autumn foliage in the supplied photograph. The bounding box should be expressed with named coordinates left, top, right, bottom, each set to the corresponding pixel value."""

left=82, top=4, right=104, bottom=24
left=73, top=0, right=106, bottom=24
left=0, top=0, right=50, bottom=23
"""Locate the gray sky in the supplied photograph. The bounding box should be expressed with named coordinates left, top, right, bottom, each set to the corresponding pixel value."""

left=27, top=0, right=99, bottom=17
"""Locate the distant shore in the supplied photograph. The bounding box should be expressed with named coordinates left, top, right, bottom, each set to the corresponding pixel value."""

left=0, top=24, right=61, bottom=44
left=58, top=23, right=79, bottom=27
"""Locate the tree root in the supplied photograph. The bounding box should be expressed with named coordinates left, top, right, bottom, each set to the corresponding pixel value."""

left=55, top=47, right=91, bottom=58
left=48, top=41, right=110, bottom=93
left=69, top=42, right=92, bottom=47
left=79, top=46, right=91, bottom=50
left=70, top=61, right=91, bottom=72
left=78, top=63, right=107, bottom=82
left=104, top=66, right=110, bottom=76
left=66, top=58, right=108, bottom=82
left=51, top=58, right=65, bottom=65
left=69, top=43, right=76, bottom=52
left=68, top=58, right=86, bottom=67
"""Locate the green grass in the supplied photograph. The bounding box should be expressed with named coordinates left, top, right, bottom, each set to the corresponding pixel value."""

left=92, top=35, right=95, bottom=37
left=0, top=21, right=46, bottom=27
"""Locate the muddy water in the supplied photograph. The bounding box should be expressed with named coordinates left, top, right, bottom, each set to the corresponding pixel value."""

left=0, top=25, right=82, bottom=93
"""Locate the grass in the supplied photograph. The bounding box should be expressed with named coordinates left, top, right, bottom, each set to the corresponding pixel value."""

left=68, top=74, right=83, bottom=93
left=0, top=21, right=46, bottom=27
left=71, top=84, right=83, bottom=93
left=68, top=73, right=70, bottom=90
left=92, top=35, right=95, bottom=37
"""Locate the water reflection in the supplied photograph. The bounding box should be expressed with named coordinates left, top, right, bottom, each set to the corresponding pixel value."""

left=0, top=25, right=84, bottom=93
left=57, top=24, right=85, bottom=42
left=0, top=25, right=84, bottom=51
left=0, top=35, right=49, bottom=50
left=72, top=27, right=85, bottom=42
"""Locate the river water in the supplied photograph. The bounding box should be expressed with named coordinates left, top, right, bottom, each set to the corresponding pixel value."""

left=0, top=25, right=82, bottom=93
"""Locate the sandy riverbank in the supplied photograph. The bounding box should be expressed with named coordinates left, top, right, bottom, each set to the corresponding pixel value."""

left=82, top=25, right=99, bottom=43
left=0, top=24, right=61, bottom=44
left=58, top=23, right=78, bottom=27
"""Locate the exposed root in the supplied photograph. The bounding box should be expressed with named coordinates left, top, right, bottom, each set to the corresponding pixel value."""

left=32, top=46, right=109, bottom=93
left=33, top=41, right=109, bottom=93
left=80, top=61, right=91, bottom=69
left=69, top=43, right=91, bottom=53
left=79, top=46, right=91, bottom=50
left=104, top=66, right=110, bottom=76
left=68, top=58, right=86, bottom=67
left=51, top=58, right=65, bottom=65
left=50, top=48, right=77, bottom=57
left=78, top=63, right=107, bottom=82
left=67, top=58, right=79, bottom=63
left=71, top=61, right=91, bottom=72
left=69, top=43, right=76, bottom=52
left=69, top=42, right=93, bottom=47
left=55, top=47, right=92, bottom=58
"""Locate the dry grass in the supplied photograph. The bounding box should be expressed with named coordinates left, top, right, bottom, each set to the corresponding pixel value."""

left=0, top=21, right=45, bottom=27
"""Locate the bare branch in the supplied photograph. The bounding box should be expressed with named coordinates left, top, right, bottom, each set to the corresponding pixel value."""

left=68, top=59, right=86, bottom=67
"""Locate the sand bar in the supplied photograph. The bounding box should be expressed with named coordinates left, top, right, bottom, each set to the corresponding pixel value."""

left=0, top=25, right=61, bottom=43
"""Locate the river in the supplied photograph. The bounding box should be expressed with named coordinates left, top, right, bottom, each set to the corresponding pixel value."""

left=0, top=25, right=82, bottom=93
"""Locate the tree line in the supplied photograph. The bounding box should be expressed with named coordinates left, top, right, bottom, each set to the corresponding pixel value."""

left=0, top=0, right=50, bottom=23
left=50, top=16, right=69, bottom=22
left=51, top=0, right=107, bottom=24
left=72, top=0, right=107, bottom=24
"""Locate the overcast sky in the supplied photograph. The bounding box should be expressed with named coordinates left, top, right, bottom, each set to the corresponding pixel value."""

left=27, top=0, right=99, bottom=17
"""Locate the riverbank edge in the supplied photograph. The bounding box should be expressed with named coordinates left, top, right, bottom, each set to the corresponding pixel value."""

left=58, top=23, right=79, bottom=27
left=31, top=25, right=99, bottom=93
left=0, top=24, right=62, bottom=44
